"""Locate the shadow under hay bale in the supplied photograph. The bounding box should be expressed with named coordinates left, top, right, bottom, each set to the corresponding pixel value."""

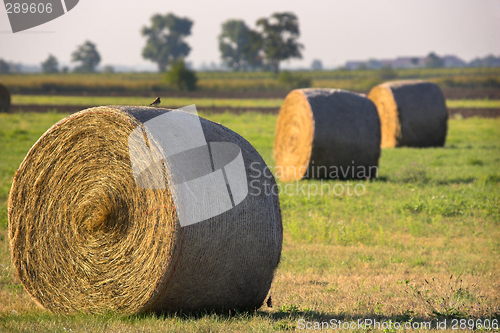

left=0, top=83, right=11, bottom=113
left=368, top=80, right=448, bottom=148
left=273, top=89, right=381, bottom=181
left=8, top=106, right=282, bottom=315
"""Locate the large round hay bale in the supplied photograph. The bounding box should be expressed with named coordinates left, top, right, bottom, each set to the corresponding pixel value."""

left=368, top=80, right=448, bottom=148
left=0, top=83, right=11, bottom=113
left=8, top=106, right=282, bottom=314
left=274, top=88, right=381, bottom=181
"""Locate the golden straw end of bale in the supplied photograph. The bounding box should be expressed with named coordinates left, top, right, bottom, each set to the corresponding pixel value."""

left=8, top=106, right=282, bottom=315
left=274, top=88, right=381, bottom=181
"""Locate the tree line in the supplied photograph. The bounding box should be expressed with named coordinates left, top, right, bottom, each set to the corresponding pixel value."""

left=2, top=10, right=499, bottom=77
left=1, top=11, right=304, bottom=77
left=218, top=12, right=303, bottom=73
left=142, top=12, right=303, bottom=74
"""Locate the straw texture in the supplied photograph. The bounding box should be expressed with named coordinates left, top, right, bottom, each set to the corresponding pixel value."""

left=8, top=106, right=282, bottom=314
left=0, top=83, right=10, bottom=113
left=274, top=89, right=381, bottom=181
left=368, top=80, right=448, bottom=148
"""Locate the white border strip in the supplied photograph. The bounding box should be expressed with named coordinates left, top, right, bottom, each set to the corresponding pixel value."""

left=61, top=0, right=68, bottom=13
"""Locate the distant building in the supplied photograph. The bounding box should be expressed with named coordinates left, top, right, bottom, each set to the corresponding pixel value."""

left=344, top=54, right=471, bottom=70
left=441, top=55, right=467, bottom=68
left=345, top=61, right=366, bottom=70
left=311, top=59, right=323, bottom=70
left=469, top=55, right=500, bottom=67
left=366, top=59, right=382, bottom=69
left=346, top=56, right=424, bottom=70
left=388, top=57, right=425, bottom=69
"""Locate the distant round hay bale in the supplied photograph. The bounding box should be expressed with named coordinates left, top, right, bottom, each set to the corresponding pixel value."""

left=274, top=89, right=381, bottom=181
left=0, top=83, right=11, bottom=113
left=368, top=80, right=448, bottom=148
left=8, top=106, right=282, bottom=314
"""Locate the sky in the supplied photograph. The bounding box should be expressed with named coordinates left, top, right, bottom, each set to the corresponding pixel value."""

left=1, top=0, right=500, bottom=70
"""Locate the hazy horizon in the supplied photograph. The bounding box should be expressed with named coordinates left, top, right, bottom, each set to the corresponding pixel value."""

left=1, top=0, right=500, bottom=70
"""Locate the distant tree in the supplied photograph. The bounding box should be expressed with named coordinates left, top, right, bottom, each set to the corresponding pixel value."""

left=102, top=65, right=115, bottom=73
left=165, top=59, right=197, bottom=91
left=410, top=57, right=420, bottom=66
left=311, top=59, right=323, bottom=70
left=219, top=20, right=248, bottom=70
left=469, top=54, right=500, bottom=67
left=425, top=52, right=443, bottom=68
left=71, top=41, right=101, bottom=72
left=366, top=59, right=382, bottom=69
left=141, top=13, right=193, bottom=72
left=218, top=20, right=263, bottom=71
left=41, top=54, right=59, bottom=73
left=278, top=70, right=311, bottom=89
left=61, top=66, right=69, bottom=73
left=0, top=59, right=10, bottom=73
left=481, top=55, right=500, bottom=67
left=244, top=30, right=265, bottom=69
left=358, top=63, right=368, bottom=70
left=256, top=12, right=304, bottom=74
left=0, top=59, right=20, bottom=73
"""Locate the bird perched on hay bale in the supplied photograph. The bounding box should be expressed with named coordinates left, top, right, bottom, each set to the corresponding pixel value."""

left=368, top=80, right=448, bottom=148
left=149, top=97, right=161, bottom=106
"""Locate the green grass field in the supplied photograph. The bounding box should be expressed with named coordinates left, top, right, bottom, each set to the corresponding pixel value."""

left=11, top=95, right=283, bottom=108
left=10, top=94, right=500, bottom=109
left=445, top=99, right=500, bottom=108
left=0, top=111, right=499, bottom=332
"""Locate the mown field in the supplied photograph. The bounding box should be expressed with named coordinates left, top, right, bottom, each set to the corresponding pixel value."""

left=0, top=110, right=499, bottom=332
